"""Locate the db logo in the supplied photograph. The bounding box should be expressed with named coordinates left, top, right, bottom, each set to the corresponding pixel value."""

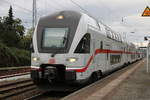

left=48, top=59, right=55, bottom=64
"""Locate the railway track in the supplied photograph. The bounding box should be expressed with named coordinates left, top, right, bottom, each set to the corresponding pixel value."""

left=25, top=91, right=72, bottom=100
left=0, top=67, right=30, bottom=77
left=0, top=78, right=72, bottom=100
left=0, top=72, right=30, bottom=79
left=0, top=78, right=43, bottom=100
left=0, top=61, right=142, bottom=100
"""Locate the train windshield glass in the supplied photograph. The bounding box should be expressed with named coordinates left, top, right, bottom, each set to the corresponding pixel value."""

left=42, top=28, right=69, bottom=49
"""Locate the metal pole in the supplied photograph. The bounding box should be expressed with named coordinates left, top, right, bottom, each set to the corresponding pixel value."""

left=34, top=0, right=37, bottom=27
left=32, top=0, right=34, bottom=28
left=147, top=42, right=149, bottom=73
left=32, top=0, right=37, bottom=28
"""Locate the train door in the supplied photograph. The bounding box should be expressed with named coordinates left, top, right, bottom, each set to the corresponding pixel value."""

left=96, top=40, right=106, bottom=72
left=84, top=33, right=92, bottom=67
left=74, top=33, right=92, bottom=75
left=84, top=33, right=93, bottom=76
left=91, top=33, right=102, bottom=73
left=105, top=43, right=111, bottom=71
left=124, top=45, right=128, bottom=64
left=86, top=29, right=97, bottom=74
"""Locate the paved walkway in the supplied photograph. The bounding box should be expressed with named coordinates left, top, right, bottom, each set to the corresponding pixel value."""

left=103, top=60, right=150, bottom=100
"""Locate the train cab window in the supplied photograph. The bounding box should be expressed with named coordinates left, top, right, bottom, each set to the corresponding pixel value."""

left=42, top=28, right=69, bottom=49
left=74, top=34, right=90, bottom=53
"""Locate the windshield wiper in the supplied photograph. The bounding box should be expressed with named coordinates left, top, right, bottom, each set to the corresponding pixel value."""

left=51, top=50, right=58, bottom=57
left=51, top=37, right=68, bottom=57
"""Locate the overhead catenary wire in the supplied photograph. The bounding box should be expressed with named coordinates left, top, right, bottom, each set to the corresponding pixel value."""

left=69, top=0, right=123, bottom=42
left=39, top=0, right=62, bottom=17
left=52, top=0, right=69, bottom=10
left=44, top=1, right=61, bottom=11
left=1, top=0, right=33, bottom=28
left=1, top=0, right=32, bottom=13
left=69, top=0, right=112, bottom=30
left=69, top=0, right=90, bottom=15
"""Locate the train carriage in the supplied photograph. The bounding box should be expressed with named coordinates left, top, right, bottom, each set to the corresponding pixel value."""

left=31, top=10, right=144, bottom=91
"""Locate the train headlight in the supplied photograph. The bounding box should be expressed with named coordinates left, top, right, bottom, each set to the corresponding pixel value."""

left=66, top=58, right=78, bottom=63
left=56, top=15, right=64, bottom=19
left=32, top=57, right=40, bottom=62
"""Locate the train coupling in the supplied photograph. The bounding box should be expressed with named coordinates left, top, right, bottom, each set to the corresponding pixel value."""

left=45, top=66, right=57, bottom=82
left=31, top=65, right=76, bottom=83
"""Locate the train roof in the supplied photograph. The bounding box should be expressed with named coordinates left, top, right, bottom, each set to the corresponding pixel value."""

left=39, top=10, right=81, bottom=24
left=80, top=12, right=123, bottom=42
left=39, top=10, right=135, bottom=46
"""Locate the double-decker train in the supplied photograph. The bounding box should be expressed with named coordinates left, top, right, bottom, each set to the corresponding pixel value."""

left=31, top=11, right=144, bottom=91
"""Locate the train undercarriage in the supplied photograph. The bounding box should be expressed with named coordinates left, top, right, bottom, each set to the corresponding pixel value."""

left=31, top=64, right=83, bottom=91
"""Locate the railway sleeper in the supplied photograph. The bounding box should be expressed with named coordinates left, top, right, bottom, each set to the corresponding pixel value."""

left=0, top=81, right=34, bottom=93
left=0, top=78, right=31, bottom=88
left=0, top=85, right=37, bottom=99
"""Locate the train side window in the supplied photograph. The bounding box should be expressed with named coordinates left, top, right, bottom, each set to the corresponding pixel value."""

left=110, top=55, right=121, bottom=65
left=100, top=41, right=103, bottom=49
left=74, top=34, right=90, bottom=53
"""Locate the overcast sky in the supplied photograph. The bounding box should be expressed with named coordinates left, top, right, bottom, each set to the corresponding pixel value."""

left=0, top=0, right=150, bottom=45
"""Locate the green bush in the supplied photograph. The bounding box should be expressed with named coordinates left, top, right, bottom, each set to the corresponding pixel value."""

left=11, top=47, right=31, bottom=66
left=0, top=42, right=31, bottom=67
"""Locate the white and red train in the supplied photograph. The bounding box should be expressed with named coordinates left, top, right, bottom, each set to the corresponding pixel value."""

left=30, top=11, right=144, bottom=91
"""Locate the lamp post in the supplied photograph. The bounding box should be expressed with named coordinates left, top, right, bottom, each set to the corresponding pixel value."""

left=147, top=43, right=149, bottom=73
left=144, top=36, right=150, bottom=73
left=32, top=0, right=37, bottom=29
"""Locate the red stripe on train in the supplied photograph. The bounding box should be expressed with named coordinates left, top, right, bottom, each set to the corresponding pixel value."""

left=66, top=49, right=142, bottom=72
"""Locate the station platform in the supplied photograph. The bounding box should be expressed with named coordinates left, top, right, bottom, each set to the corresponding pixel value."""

left=103, top=59, right=150, bottom=100
left=62, top=59, right=150, bottom=100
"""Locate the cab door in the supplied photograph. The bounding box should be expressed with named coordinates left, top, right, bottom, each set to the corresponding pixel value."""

left=74, top=33, right=92, bottom=72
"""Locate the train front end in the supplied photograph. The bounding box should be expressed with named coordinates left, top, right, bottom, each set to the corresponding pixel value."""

left=30, top=11, right=88, bottom=91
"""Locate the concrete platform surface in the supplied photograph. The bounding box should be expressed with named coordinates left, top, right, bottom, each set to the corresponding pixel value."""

left=62, top=59, right=150, bottom=100
left=103, top=60, right=150, bottom=100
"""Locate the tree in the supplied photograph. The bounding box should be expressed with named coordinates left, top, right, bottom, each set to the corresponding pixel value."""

left=0, top=17, right=2, bottom=43
left=4, top=6, right=14, bottom=25
left=26, top=27, right=34, bottom=37
left=13, top=18, right=25, bottom=37
left=0, top=6, right=25, bottom=47
left=19, top=36, right=32, bottom=50
left=18, top=28, right=33, bottom=50
left=0, top=6, right=31, bottom=67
